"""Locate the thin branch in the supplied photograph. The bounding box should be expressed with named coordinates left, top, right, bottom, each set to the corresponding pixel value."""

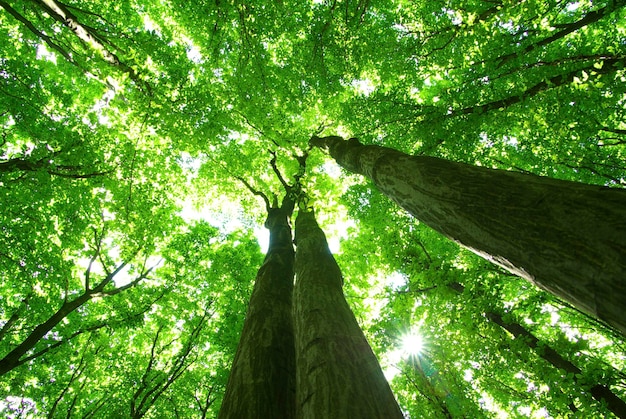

left=92, top=261, right=156, bottom=298
left=0, top=295, right=31, bottom=342
left=47, top=338, right=94, bottom=419
left=235, top=175, right=271, bottom=211
left=60, top=0, right=114, bottom=27
left=233, top=109, right=281, bottom=148
left=269, top=150, right=290, bottom=192
left=415, top=240, right=432, bottom=264
left=0, top=0, right=75, bottom=64
left=84, top=227, right=105, bottom=291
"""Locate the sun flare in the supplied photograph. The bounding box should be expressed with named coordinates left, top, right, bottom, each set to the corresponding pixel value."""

left=401, top=332, right=424, bottom=356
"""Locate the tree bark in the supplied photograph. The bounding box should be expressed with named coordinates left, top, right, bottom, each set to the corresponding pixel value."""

left=310, top=136, right=626, bottom=336
left=293, top=209, right=403, bottom=419
left=218, top=205, right=296, bottom=419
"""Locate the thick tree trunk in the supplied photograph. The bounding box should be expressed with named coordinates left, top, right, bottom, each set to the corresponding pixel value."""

left=218, top=206, right=296, bottom=419
left=311, top=136, right=626, bottom=336
left=293, top=209, right=403, bottom=419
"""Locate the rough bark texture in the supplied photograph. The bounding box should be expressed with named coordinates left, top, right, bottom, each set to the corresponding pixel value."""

left=293, top=210, right=403, bottom=419
left=311, top=136, right=626, bottom=336
left=218, top=207, right=296, bottom=419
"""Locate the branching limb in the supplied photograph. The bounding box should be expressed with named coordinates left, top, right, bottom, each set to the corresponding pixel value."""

left=47, top=335, right=94, bottom=418
left=59, top=0, right=114, bottom=27
left=30, top=0, right=150, bottom=93
left=497, top=1, right=626, bottom=67
left=18, top=298, right=158, bottom=366
left=85, top=226, right=106, bottom=291
left=0, top=0, right=75, bottom=64
left=269, top=150, right=290, bottom=192
left=91, top=258, right=157, bottom=298
left=233, top=109, right=281, bottom=148
left=194, top=384, right=216, bottom=419
left=235, top=175, right=271, bottom=212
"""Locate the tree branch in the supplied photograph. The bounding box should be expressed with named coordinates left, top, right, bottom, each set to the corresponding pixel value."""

left=235, top=175, right=271, bottom=212
left=0, top=0, right=75, bottom=65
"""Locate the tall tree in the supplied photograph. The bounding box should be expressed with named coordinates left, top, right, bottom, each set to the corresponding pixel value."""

left=218, top=169, right=299, bottom=418
left=293, top=209, right=403, bottom=418
left=3, top=0, right=626, bottom=416
left=310, top=135, right=626, bottom=335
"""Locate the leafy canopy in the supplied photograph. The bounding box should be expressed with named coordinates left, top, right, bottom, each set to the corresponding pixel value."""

left=1, top=0, right=625, bottom=417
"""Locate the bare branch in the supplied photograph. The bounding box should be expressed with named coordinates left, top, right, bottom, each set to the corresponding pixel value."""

left=235, top=175, right=271, bottom=212
left=269, top=150, right=290, bottom=192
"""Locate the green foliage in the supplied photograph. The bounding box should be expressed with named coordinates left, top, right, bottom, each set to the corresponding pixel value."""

left=1, top=0, right=625, bottom=417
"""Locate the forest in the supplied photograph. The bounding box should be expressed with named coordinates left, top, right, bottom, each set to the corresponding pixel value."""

left=1, top=0, right=625, bottom=417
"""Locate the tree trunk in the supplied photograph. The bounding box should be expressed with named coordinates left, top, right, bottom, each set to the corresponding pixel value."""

left=311, top=136, right=626, bottom=336
left=293, top=209, right=403, bottom=418
left=218, top=206, right=296, bottom=419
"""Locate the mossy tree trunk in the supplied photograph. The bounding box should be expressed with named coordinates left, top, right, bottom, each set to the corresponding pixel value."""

left=293, top=209, right=403, bottom=419
left=310, top=135, right=626, bottom=336
left=218, top=203, right=296, bottom=419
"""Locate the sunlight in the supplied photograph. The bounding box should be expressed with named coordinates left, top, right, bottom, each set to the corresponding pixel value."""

left=186, top=44, right=203, bottom=63
left=386, top=271, right=407, bottom=290
left=401, top=332, right=424, bottom=356
left=382, top=328, right=427, bottom=380
left=36, top=43, right=57, bottom=64
left=142, top=14, right=162, bottom=36
left=350, top=78, right=376, bottom=96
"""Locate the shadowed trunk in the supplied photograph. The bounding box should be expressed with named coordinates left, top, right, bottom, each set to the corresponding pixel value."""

left=218, top=204, right=296, bottom=419
left=311, top=135, right=626, bottom=336
left=293, top=209, right=403, bottom=419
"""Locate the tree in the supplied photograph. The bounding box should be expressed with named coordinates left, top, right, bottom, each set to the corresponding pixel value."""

left=219, top=152, right=402, bottom=417
left=293, top=208, right=403, bottom=418
left=311, top=135, right=626, bottom=336
left=2, top=0, right=626, bottom=416
left=218, top=191, right=297, bottom=418
left=0, top=222, right=161, bottom=376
